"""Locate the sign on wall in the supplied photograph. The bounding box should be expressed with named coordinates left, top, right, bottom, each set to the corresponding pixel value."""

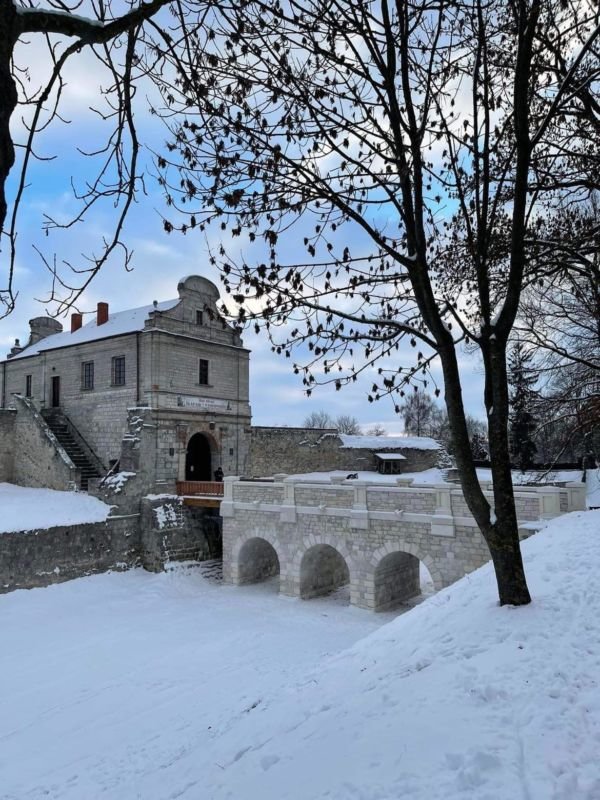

left=176, top=395, right=233, bottom=412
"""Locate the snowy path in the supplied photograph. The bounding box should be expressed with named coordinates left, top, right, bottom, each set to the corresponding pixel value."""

left=0, top=564, right=393, bottom=800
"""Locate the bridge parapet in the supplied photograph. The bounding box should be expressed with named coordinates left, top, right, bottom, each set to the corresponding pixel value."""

left=222, top=474, right=585, bottom=524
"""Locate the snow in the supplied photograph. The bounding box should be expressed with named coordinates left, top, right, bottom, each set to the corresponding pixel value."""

left=102, top=471, right=136, bottom=492
left=0, top=564, right=395, bottom=799
left=6, top=299, right=178, bottom=360
left=476, top=468, right=583, bottom=486
left=283, top=467, right=446, bottom=484
left=340, top=433, right=441, bottom=450
left=0, top=483, right=111, bottom=533
left=374, top=451, right=406, bottom=460
left=16, top=8, right=104, bottom=28
left=3, top=511, right=600, bottom=798
left=586, top=469, right=600, bottom=508
left=265, top=467, right=582, bottom=488
left=154, top=501, right=181, bottom=529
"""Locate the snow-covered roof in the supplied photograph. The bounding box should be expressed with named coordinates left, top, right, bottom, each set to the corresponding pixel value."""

left=339, top=434, right=441, bottom=451
left=374, top=452, right=406, bottom=461
left=7, top=299, right=179, bottom=360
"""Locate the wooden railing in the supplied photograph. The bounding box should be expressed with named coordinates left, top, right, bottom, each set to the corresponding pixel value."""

left=176, top=480, right=224, bottom=497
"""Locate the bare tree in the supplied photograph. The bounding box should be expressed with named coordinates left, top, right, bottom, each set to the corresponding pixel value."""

left=303, top=410, right=335, bottom=429
left=303, top=410, right=361, bottom=433
left=399, top=392, right=438, bottom=438
left=517, top=242, right=599, bottom=464
left=0, top=0, right=209, bottom=317
left=157, top=1, right=600, bottom=604
left=335, top=414, right=362, bottom=435
left=365, top=424, right=387, bottom=437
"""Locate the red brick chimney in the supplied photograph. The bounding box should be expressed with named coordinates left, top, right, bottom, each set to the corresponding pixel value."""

left=71, top=313, right=83, bottom=333
left=97, top=302, right=109, bottom=326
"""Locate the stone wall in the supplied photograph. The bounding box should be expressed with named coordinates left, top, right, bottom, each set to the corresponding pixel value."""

left=11, top=396, right=79, bottom=490
left=248, top=427, right=439, bottom=476
left=140, top=495, right=222, bottom=571
left=0, top=516, right=140, bottom=593
left=0, top=493, right=220, bottom=594
left=0, top=409, right=15, bottom=481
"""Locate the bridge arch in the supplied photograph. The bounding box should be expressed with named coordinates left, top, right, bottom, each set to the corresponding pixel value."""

left=368, top=543, right=443, bottom=612
left=298, top=539, right=352, bottom=601
left=233, top=534, right=281, bottom=585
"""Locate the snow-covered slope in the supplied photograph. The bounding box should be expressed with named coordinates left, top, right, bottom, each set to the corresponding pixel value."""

left=0, top=483, right=111, bottom=533
left=1, top=511, right=599, bottom=799
left=211, top=511, right=600, bottom=800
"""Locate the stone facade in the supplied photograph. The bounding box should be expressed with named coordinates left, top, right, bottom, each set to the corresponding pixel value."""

left=0, top=408, right=15, bottom=481
left=1, top=275, right=252, bottom=487
left=221, top=475, right=587, bottom=611
left=248, top=427, right=440, bottom=476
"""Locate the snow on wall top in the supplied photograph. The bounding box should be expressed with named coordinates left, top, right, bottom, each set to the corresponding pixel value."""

left=0, top=483, right=111, bottom=533
left=339, top=434, right=441, bottom=451
left=8, top=299, right=179, bottom=360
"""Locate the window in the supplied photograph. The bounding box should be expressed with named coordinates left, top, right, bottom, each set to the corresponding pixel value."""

left=25, top=375, right=32, bottom=398
left=196, top=309, right=204, bottom=326
left=81, top=361, right=94, bottom=390
left=111, top=355, right=126, bottom=386
left=199, top=358, right=209, bottom=386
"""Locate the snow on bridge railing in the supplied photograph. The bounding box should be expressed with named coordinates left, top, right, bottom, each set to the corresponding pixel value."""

left=221, top=474, right=586, bottom=525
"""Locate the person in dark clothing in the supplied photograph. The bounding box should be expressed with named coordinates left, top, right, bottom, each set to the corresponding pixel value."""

left=214, top=466, right=224, bottom=482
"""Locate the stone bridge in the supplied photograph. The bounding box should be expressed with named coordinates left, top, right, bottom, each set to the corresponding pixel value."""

left=221, top=474, right=586, bottom=611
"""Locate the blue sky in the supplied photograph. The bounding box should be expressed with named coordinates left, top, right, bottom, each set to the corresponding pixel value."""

left=0, top=20, right=486, bottom=432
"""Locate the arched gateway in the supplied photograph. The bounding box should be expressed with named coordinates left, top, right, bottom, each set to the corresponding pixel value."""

left=185, top=433, right=213, bottom=481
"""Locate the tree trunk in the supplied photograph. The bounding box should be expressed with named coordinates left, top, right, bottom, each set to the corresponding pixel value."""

left=485, top=520, right=531, bottom=606
left=0, top=2, right=19, bottom=238
left=439, top=343, right=531, bottom=606
left=485, top=341, right=531, bottom=605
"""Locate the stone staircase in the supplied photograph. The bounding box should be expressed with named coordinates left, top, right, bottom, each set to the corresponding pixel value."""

left=42, top=412, right=103, bottom=491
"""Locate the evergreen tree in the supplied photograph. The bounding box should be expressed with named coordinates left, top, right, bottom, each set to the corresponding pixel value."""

left=508, top=344, right=539, bottom=472
left=471, top=433, right=489, bottom=461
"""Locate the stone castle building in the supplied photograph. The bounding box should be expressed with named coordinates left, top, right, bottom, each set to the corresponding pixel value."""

left=0, top=276, right=252, bottom=489
left=0, top=274, right=440, bottom=493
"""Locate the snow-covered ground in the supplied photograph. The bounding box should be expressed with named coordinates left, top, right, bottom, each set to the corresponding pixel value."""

left=0, top=483, right=111, bottom=533
left=1, top=511, right=599, bottom=799
left=476, top=468, right=582, bottom=485
left=281, top=467, right=446, bottom=484
left=281, top=467, right=583, bottom=486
